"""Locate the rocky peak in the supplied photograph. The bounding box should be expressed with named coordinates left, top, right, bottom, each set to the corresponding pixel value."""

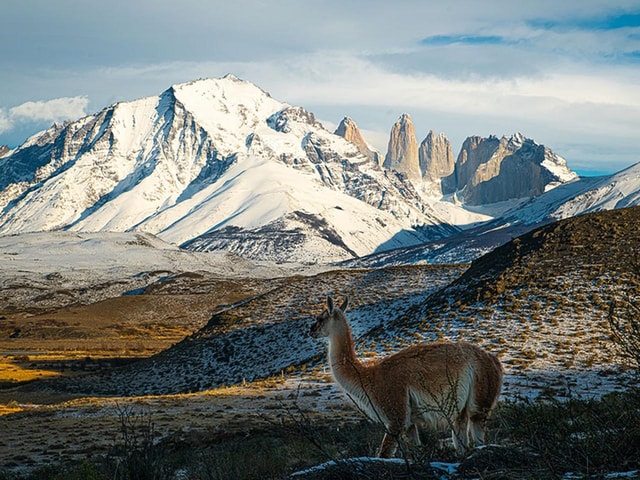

left=0, top=145, right=9, bottom=158
left=222, top=73, right=241, bottom=81
left=448, top=135, right=501, bottom=195
left=383, top=113, right=420, bottom=181
left=444, top=133, right=578, bottom=205
left=267, top=106, right=323, bottom=133
left=334, top=117, right=380, bottom=164
left=419, top=130, right=454, bottom=181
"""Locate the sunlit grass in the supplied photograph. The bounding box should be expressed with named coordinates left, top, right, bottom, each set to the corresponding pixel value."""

left=0, top=361, right=60, bottom=384
left=0, top=400, right=22, bottom=415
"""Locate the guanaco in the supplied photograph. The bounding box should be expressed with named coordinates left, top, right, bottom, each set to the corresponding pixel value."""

left=309, top=296, right=503, bottom=458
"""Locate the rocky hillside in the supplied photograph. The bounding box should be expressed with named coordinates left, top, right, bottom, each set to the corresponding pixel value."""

left=447, top=206, right=640, bottom=304
left=443, top=133, right=578, bottom=204
left=377, top=114, right=575, bottom=203
left=419, top=129, right=454, bottom=183
left=334, top=116, right=380, bottom=165
left=382, top=206, right=640, bottom=395
left=383, top=113, right=421, bottom=181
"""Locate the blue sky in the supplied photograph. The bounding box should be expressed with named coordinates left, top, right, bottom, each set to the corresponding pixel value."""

left=1, top=0, right=639, bottom=176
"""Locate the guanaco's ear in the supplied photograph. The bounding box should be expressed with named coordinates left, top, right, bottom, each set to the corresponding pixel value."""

left=327, top=296, right=334, bottom=313
left=340, top=296, right=349, bottom=312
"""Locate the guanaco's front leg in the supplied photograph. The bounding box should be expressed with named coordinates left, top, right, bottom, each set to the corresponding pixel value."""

left=377, top=432, right=398, bottom=458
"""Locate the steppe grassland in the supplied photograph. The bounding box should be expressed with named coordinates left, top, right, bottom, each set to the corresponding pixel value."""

left=0, top=274, right=285, bottom=390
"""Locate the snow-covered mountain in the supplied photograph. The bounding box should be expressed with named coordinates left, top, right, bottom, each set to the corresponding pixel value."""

left=497, top=161, right=640, bottom=225
left=0, top=75, right=457, bottom=263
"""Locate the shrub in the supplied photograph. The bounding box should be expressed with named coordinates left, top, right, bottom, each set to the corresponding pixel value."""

left=494, top=391, right=640, bottom=477
left=108, top=403, right=170, bottom=480
left=607, top=263, right=640, bottom=370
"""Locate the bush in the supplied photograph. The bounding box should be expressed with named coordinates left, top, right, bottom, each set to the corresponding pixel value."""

left=608, top=262, right=640, bottom=370
left=609, top=295, right=640, bottom=370
left=493, top=391, right=640, bottom=477
left=107, top=403, right=170, bottom=480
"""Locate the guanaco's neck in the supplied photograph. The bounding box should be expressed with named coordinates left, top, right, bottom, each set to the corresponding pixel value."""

left=327, top=317, right=361, bottom=375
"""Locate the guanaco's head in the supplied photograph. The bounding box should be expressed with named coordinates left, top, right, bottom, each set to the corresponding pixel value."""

left=309, top=296, right=349, bottom=338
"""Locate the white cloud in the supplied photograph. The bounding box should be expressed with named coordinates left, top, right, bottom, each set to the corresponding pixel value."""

left=0, top=44, right=638, bottom=173
left=0, top=109, right=12, bottom=134
left=270, top=51, right=639, bottom=109
left=0, top=96, right=89, bottom=141
left=8, top=96, right=89, bottom=124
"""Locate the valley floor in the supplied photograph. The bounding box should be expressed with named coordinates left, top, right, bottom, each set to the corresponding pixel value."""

left=1, top=225, right=638, bottom=478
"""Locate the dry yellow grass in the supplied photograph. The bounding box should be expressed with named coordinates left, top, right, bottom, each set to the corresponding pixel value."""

left=0, top=281, right=268, bottom=410
left=0, top=360, right=60, bottom=384
left=0, top=400, right=22, bottom=415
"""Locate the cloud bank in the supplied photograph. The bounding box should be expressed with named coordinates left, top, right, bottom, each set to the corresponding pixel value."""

left=1, top=0, right=638, bottom=174
left=0, top=96, right=89, bottom=135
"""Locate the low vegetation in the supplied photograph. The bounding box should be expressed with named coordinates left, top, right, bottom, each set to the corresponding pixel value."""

left=0, top=388, right=638, bottom=479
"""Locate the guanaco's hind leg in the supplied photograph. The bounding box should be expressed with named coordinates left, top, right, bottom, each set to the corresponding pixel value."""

left=468, top=411, right=488, bottom=446
left=452, top=407, right=470, bottom=453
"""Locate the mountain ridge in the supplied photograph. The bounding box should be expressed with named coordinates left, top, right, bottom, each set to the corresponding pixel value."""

left=0, top=76, right=460, bottom=262
left=0, top=74, right=637, bottom=264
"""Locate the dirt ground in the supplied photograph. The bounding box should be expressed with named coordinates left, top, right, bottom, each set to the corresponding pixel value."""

left=0, top=373, right=358, bottom=472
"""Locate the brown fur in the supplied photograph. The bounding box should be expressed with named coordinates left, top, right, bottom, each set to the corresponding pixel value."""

left=310, top=296, right=503, bottom=458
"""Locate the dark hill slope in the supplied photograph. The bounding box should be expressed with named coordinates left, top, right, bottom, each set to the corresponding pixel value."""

left=382, top=206, right=640, bottom=396
left=449, top=205, right=639, bottom=304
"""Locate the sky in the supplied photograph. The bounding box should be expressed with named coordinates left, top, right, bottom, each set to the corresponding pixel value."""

left=1, top=1, right=639, bottom=176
